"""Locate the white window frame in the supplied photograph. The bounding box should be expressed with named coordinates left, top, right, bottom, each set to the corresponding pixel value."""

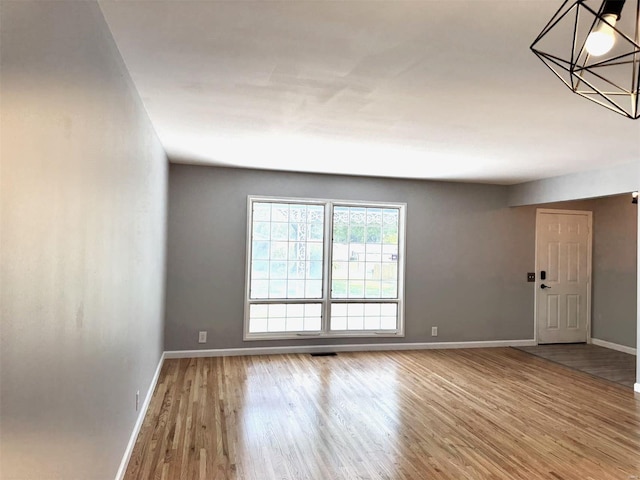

left=243, top=195, right=407, bottom=341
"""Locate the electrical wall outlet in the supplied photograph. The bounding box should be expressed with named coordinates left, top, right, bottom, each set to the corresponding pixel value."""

left=198, top=331, right=207, bottom=343
left=135, top=390, right=140, bottom=411
left=431, top=326, right=438, bottom=337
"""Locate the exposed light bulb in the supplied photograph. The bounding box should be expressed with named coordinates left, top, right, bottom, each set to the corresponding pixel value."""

left=585, top=13, right=617, bottom=56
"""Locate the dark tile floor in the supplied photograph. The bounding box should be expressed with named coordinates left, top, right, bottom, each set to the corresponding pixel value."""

left=514, top=343, right=636, bottom=388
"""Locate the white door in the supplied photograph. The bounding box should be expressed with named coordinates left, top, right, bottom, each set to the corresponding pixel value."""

left=535, top=209, right=592, bottom=344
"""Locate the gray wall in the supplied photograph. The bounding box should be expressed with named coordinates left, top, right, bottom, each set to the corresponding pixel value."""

left=591, top=195, right=638, bottom=348
left=508, top=160, right=639, bottom=206
left=0, top=3, right=167, bottom=479
left=167, top=165, right=637, bottom=355
left=166, top=164, right=544, bottom=351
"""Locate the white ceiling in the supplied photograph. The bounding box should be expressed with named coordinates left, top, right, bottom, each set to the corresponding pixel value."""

left=99, top=0, right=640, bottom=185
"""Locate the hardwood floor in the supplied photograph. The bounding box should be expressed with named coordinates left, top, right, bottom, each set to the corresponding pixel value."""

left=514, top=343, right=636, bottom=388
left=124, top=348, right=640, bottom=480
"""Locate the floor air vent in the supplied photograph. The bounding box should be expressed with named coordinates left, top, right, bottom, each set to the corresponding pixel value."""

left=310, top=352, right=337, bottom=357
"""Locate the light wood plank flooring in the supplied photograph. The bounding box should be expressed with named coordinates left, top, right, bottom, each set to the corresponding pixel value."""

left=125, top=348, right=640, bottom=480
left=515, top=343, right=636, bottom=388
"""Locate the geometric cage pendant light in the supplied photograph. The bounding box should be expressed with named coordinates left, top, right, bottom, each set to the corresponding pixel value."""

left=530, top=0, right=640, bottom=119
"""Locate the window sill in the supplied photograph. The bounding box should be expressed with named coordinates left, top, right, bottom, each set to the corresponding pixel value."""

left=244, top=331, right=405, bottom=341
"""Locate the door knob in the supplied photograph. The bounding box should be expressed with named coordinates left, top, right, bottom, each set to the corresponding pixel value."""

left=540, top=284, right=551, bottom=289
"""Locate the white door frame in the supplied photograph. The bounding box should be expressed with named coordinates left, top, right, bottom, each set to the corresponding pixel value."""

left=534, top=208, right=593, bottom=345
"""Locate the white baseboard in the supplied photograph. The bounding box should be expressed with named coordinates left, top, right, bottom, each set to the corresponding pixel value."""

left=164, top=339, right=537, bottom=359
left=114, top=352, right=165, bottom=480
left=635, top=383, right=640, bottom=394
left=591, top=338, right=637, bottom=356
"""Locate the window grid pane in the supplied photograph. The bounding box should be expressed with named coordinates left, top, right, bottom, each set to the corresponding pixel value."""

left=329, top=302, right=398, bottom=331
left=332, top=206, right=400, bottom=300
left=250, top=202, right=324, bottom=299
left=249, top=303, right=322, bottom=333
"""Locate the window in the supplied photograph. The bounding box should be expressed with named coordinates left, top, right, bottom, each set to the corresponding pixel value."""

left=244, top=196, right=406, bottom=340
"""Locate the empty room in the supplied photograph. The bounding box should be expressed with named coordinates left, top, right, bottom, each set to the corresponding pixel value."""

left=1, top=1, right=639, bottom=479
